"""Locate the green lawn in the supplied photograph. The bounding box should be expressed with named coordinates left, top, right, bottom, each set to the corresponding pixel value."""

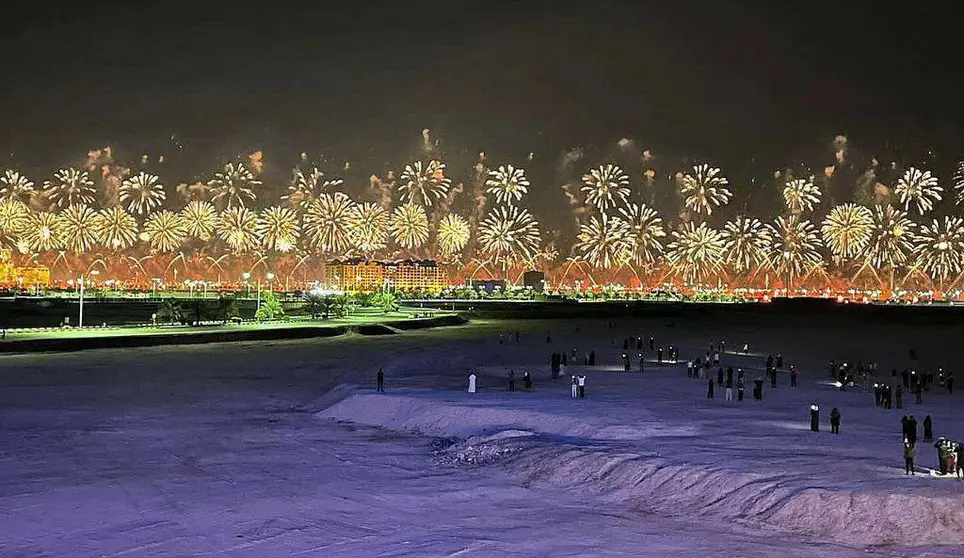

left=0, top=307, right=454, bottom=342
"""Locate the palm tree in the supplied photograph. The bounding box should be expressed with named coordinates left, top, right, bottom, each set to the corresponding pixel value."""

left=255, top=291, right=285, bottom=321
left=302, top=291, right=325, bottom=318
left=155, top=299, right=183, bottom=324
left=182, top=297, right=206, bottom=326
left=215, top=293, right=239, bottom=323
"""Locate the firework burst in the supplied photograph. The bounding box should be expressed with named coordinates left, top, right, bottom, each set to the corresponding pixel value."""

left=678, top=164, right=732, bottom=216
left=913, top=216, right=964, bottom=286
left=821, top=203, right=873, bottom=260
left=767, top=215, right=822, bottom=280
left=952, top=161, right=964, bottom=206
left=180, top=200, right=217, bottom=240
left=258, top=206, right=300, bottom=252
left=303, top=192, right=356, bottom=254
left=581, top=164, right=630, bottom=212
left=209, top=162, right=260, bottom=209
left=866, top=205, right=916, bottom=269
left=119, top=172, right=166, bottom=215
left=477, top=205, right=541, bottom=263
left=0, top=170, right=35, bottom=203
left=283, top=167, right=343, bottom=209
left=143, top=210, right=187, bottom=253
left=21, top=212, right=60, bottom=252
left=436, top=213, right=471, bottom=258
left=389, top=202, right=430, bottom=251
left=0, top=198, right=30, bottom=237
left=215, top=207, right=259, bottom=253
left=783, top=178, right=821, bottom=214
left=722, top=216, right=773, bottom=273
left=485, top=165, right=529, bottom=205
left=95, top=207, right=139, bottom=249
left=55, top=204, right=99, bottom=253
left=44, top=168, right=96, bottom=208
left=399, top=160, right=451, bottom=206
left=618, top=202, right=665, bottom=266
left=347, top=202, right=390, bottom=254
left=574, top=215, right=632, bottom=269
left=895, top=167, right=941, bottom=215
left=666, top=221, right=726, bottom=282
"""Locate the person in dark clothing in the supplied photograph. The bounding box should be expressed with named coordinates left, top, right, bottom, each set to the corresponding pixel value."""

left=790, top=366, right=797, bottom=387
left=908, top=415, right=918, bottom=444
left=923, top=415, right=933, bottom=442
left=726, top=367, right=734, bottom=386
left=902, top=369, right=910, bottom=389
left=776, top=354, right=783, bottom=369
left=754, top=377, right=764, bottom=400
left=637, top=337, right=643, bottom=350
left=707, top=378, right=715, bottom=398
left=377, top=368, right=385, bottom=392
left=523, top=371, right=532, bottom=391
left=915, top=383, right=923, bottom=404
left=623, top=353, right=631, bottom=372
left=737, top=377, right=745, bottom=401
left=657, top=347, right=663, bottom=365
left=771, top=367, right=777, bottom=388
left=935, top=438, right=948, bottom=475
left=717, top=367, right=724, bottom=386
left=956, top=444, right=964, bottom=479
left=829, top=407, right=840, bottom=434
left=720, top=340, right=726, bottom=354
left=829, top=360, right=836, bottom=378
left=948, top=372, right=955, bottom=394
left=904, top=441, right=916, bottom=475
left=508, top=370, right=516, bottom=392
left=766, top=355, right=774, bottom=371
left=884, top=385, right=893, bottom=409
left=588, top=350, right=596, bottom=366
left=895, top=385, right=903, bottom=409
left=649, top=335, right=655, bottom=350
left=874, top=384, right=882, bottom=407
left=810, top=405, right=819, bottom=432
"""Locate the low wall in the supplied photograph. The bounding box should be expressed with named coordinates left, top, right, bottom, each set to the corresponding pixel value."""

left=384, top=314, right=469, bottom=330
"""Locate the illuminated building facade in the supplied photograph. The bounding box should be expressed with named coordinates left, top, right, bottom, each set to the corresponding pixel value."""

left=329, top=258, right=448, bottom=293
left=0, top=249, right=51, bottom=287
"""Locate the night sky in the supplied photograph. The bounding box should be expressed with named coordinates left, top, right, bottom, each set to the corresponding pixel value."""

left=2, top=1, right=961, bottom=188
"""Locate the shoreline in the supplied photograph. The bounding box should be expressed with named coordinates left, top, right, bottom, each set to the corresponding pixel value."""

left=0, top=314, right=468, bottom=354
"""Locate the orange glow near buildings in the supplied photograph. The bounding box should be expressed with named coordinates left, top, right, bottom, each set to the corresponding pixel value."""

left=328, top=258, right=448, bottom=293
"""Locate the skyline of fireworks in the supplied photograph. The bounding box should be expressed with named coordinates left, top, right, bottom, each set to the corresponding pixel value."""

left=3, top=135, right=964, bottom=294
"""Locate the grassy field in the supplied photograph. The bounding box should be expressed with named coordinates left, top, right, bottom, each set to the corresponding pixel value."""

left=0, top=307, right=452, bottom=342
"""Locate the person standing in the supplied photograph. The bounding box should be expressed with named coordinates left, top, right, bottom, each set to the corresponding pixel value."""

left=649, top=335, right=655, bottom=350
left=896, top=385, right=903, bottom=409
left=377, top=368, right=385, bottom=393
left=737, top=377, right=745, bottom=401
left=523, top=371, right=533, bottom=391
left=687, top=360, right=694, bottom=378
left=577, top=374, right=586, bottom=398
left=904, top=440, right=916, bottom=475
left=908, top=415, right=918, bottom=444
left=901, top=416, right=910, bottom=441
left=923, top=415, right=933, bottom=442
left=915, top=381, right=923, bottom=404
left=508, top=370, right=516, bottom=392
left=790, top=365, right=798, bottom=387
left=657, top=347, right=663, bottom=365
left=776, top=354, right=783, bottom=369
left=724, top=376, right=733, bottom=401
left=468, top=373, right=477, bottom=393
left=948, top=370, right=955, bottom=394
left=956, top=443, right=964, bottom=479
left=717, top=367, right=724, bottom=386
left=829, top=407, right=841, bottom=434
left=754, top=377, right=764, bottom=400
left=570, top=375, right=578, bottom=399
left=726, top=366, right=734, bottom=386
left=589, top=350, right=596, bottom=366
left=935, top=438, right=949, bottom=475
left=810, top=405, right=819, bottom=432
left=707, top=378, right=715, bottom=399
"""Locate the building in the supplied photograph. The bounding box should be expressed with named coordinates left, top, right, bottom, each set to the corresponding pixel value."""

left=0, top=249, right=51, bottom=287
left=328, top=258, right=448, bottom=293
left=522, top=270, right=546, bottom=293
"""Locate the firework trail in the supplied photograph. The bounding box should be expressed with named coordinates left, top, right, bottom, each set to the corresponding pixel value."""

left=44, top=168, right=96, bottom=208
left=216, top=207, right=259, bottom=253
left=399, top=160, right=451, bottom=207
left=180, top=200, right=217, bottom=241
left=0, top=170, right=35, bottom=204
left=209, top=162, right=261, bottom=209
left=914, top=216, right=964, bottom=286
left=895, top=167, right=941, bottom=215
left=617, top=202, right=666, bottom=266
left=783, top=178, right=821, bottom=215
left=55, top=204, right=98, bottom=253
left=574, top=214, right=632, bottom=269
left=143, top=210, right=187, bottom=253
left=303, top=192, right=356, bottom=254
left=581, top=164, right=631, bottom=212
left=485, top=165, right=529, bottom=205
left=119, top=172, right=166, bottom=215
left=348, top=202, right=390, bottom=254
left=666, top=221, right=726, bottom=283
left=867, top=204, right=916, bottom=269
left=821, top=203, right=873, bottom=260
left=95, top=207, right=139, bottom=250
left=722, top=216, right=772, bottom=273
left=436, top=213, right=471, bottom=258
left=389, top=202, right=430, bottom=251
left=477, top=205, right=541, bottom=264
left=258, top=206, right=300, bottom=252
left=678, top=164, right=732, bottom=217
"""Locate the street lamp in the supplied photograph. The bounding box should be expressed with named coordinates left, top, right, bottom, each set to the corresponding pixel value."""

left=242, top=272, right=251, bottom=297
left=78, top=270, right=100, bottom=328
